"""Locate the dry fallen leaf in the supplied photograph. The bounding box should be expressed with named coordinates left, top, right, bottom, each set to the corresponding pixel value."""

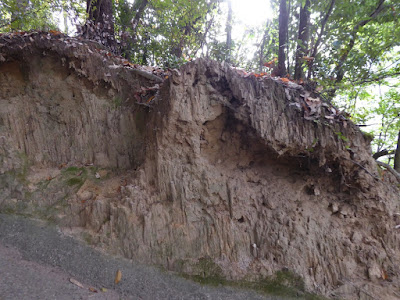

left=302, top=56, right=314, bottom=61
left=115, top=270, right=122, bottom=284
left=146, top=95, right=155, bottom=103
left=100, top=287, right=108, bottom=292
left=70, top=278, right=84, bottom=289
left=382, top=269, right=388, bottom=280
left=89, top=287, right=98, bottom=293
left=49, top=30, right=62, bottom=36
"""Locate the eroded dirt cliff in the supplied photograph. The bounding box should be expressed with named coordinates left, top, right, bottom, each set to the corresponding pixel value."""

left=1, top=31, right=399, bottom=299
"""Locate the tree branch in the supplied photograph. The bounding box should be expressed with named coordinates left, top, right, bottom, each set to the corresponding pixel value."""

left=373, top=149, right=395, bottom=160
left=329, top=0, right=388, bottom=99
left=351, top=71, right=400, bottom=85
left=376, top=161, right=400, bottom=182
left=343, top=158, right=380, bottom=180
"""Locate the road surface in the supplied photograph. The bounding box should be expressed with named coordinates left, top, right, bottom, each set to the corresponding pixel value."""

left=0, top=214, right=285, bottom=300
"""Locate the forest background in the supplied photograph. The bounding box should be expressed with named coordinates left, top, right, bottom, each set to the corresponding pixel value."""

left=0, top=0, right=399, bottom=171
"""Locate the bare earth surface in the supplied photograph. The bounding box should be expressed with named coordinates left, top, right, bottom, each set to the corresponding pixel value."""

left=0, top=213, right=283, bottom=300
left=1, top=33, right=399, bottom=299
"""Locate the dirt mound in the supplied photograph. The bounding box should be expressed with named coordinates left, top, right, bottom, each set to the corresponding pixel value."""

left=1, top=32, right=399, bottom=299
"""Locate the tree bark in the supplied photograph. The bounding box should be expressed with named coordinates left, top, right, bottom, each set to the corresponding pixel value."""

left=278, top=0, right=288, bottom=77
left=294, top=0, right=310, bottom=81
left=394, top=130, right=400, bottom=172
left=82, top=0, right=116, bottom=52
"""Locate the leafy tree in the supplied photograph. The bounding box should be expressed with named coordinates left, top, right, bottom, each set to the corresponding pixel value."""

left=0, top=0, right=84, bottom=33
left=0, top=0, right=60, bottom=31
left=112, top=0, right=219, bottom=67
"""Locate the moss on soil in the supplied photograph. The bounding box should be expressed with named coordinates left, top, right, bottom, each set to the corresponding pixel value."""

left=182, top=260, right=328, bottom=300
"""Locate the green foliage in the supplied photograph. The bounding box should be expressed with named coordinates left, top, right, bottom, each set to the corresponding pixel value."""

left=352, top=87, right=400, bottom=163
left=335, top=131, right=349, bottom=143
left=65, top=177, right=84, bottom=187
left=184, top=267, right=327, bottom=300
left=62, top=166, right=87, bottom=188
left=0, top=0, right=84, bottom=33
left=114, top=0, right=219, bottom=67
left=1, top=0, right=54, bottom=31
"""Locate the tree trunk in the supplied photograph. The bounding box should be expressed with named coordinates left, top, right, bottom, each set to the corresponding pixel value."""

left=120, top=0, right=148, bottom=60
left=278, top=0, right=288, bottom=77
left=394, top=130, right=400, bottom=172
left=226, top=0, right=233, bottom=63
left=294, top=0, right=310, bottom=81
left=82, top=0, right=116, bottom=52
left=131, top=0, right=148, bottom=42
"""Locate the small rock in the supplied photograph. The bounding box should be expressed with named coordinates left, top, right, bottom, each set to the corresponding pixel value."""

left=331, top=203, right=339, bottom=213
left=367, top=263, right=381, bottom=281
left=78, top=191, right=93, bottom=201
left=351, top=231, right=362, bottom=244
left=95, top=172, right=101, bottom=179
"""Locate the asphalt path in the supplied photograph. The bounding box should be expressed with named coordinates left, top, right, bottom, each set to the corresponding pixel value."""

left=0, top=214, right=283, bottom=300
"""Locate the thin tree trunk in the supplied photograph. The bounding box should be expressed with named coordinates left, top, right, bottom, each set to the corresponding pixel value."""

left=121, top=0, right=148, bottom=60
left=131, top=0, right=148, bottom=43
left=278, top=0, right=288, bottom=77
left=294, top=0, right=310, bottom=80
left=258, top=24, right=269, bottom=73
left=226, top=0, right=233, bottom=63
left=307, top=0, right=336, bottom=79
left=62, top=0, right=69, bottom=34
left=286, top=0, right=291, bottom=74
left=394, top=130, right=400, bottom=172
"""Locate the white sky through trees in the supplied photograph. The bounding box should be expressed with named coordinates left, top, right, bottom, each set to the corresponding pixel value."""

left=231, top=0, right=272, bottom=27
